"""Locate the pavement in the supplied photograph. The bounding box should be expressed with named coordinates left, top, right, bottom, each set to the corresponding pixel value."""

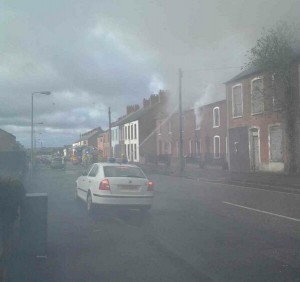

left=139, top=162, right=300, bottom=193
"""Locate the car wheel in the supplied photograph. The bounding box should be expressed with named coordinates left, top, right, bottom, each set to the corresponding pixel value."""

left=74, top=187, right=79, bottom=201
left=87, top=192, right=94, bottom=215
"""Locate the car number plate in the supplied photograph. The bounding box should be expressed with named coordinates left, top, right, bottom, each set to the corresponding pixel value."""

left=120, top=185, right=138, bottom=190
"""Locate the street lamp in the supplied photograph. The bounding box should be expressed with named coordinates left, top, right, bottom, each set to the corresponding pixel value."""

left=31, top=91, right=51, bottom=177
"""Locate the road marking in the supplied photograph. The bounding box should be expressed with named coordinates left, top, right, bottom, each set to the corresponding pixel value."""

left=223, top=201, right=300, bottom=222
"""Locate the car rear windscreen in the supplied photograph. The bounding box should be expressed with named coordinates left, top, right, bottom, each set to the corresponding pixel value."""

left=104, top=166, right=146, bottom=178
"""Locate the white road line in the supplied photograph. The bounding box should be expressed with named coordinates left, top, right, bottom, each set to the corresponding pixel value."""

left=223, top=201, right=300, bottom=222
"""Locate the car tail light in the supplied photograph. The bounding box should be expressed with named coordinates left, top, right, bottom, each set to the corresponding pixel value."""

left=99, top=179, right=110, bottom=190
left=147, top=181, right=154, bottom=191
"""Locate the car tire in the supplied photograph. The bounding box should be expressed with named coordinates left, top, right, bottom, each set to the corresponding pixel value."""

left=87, top=192, right=94, bottom=215
left=74, top=187, right=79, bottom=201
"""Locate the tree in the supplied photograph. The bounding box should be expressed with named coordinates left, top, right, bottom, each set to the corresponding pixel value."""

left=246, top=22, right=300, bottom=174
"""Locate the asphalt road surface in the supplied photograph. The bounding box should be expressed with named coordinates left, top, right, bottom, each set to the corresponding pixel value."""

left=21, top=163, right=300, bottom=281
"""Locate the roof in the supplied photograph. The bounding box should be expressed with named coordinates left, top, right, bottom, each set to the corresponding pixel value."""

left=225, top=51, right=300, bottom=84
left=225, top=66, right=259, bottom=84
left=81, top=127, right=103, bottom=140
left=114, top=103, right=160, bottom=126
left=0, top=128, right=16, bottom=138
left=199, top=99, right=226, bottom=110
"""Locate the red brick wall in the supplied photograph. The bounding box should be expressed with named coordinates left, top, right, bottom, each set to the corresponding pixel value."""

left=226, top=71, right=285, bottom=171
left=156, top=101, right=227, bottom=166
left=0, top=130, right=16, bottom=151
left=199, top=100, right=227, bottom=161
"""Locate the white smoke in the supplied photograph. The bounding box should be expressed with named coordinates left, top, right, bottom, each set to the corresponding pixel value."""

left=194, top=84, right=217, bottom=130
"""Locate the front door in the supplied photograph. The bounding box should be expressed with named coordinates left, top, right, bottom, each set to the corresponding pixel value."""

left=249, top=128, right=260, bottom=171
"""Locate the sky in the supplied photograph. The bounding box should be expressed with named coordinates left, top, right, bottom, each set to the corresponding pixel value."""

left=1, top=0, right=300, bottom=148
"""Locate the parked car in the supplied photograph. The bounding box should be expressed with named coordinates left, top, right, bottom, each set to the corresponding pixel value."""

left=75, top=163, right=154, bottom=214
left=50, top=157, right=65, bottom=169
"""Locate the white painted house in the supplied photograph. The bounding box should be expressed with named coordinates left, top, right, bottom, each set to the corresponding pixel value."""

left=111, top=125, right=120, bottom=158
left=124, top=120, right=139, bottom=162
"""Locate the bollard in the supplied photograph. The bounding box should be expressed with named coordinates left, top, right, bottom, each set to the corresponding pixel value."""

left=20, top=193, right=47, bottom=258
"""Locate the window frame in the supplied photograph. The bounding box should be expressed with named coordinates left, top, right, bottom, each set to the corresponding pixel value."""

left=251, top=77, right=264, bottom=115
left=213, top=106, right=220, bottom=128
left=268, top=124, right=283, bottom=162
left=158, top=120, right=162, bottom=135
left=213, top=135, right=221, bottom=159
left=88, top=164, right=99, bottom=177
left=168, top=120, right=172, bottom=134
left=232, top=84, right=243, bottom=118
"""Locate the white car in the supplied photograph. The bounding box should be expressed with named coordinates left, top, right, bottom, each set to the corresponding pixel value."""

left=75, top=163, right=154, bottom=214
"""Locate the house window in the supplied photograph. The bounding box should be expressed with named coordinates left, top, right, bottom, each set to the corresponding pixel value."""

left=251, top=78, right=264, bottom=114
left=158, top=120, right=162, bottom=135
left=134, top=144, right=137, bottom=160
left=213, top=107, right=220, bottom=127
left=168, top=121, right=172, bottom=133
left=214, top=136, right=220, bottom=159
left=272, top=73, right=282, bottom=111
left=269, top=125, right=283, bottom=162
left=131, top=124, right=133, bottom=140
left=158, top=140, right=162, bottom=155
left=232, top=84, right=243, bottom=117
left=189, top=139, right=192, bottom=155
left=125, top=126, right=127, bottom=140
left=169, top=141, right=172, bottom=154
left=134, top=124, right=137, bottom=139
left=196, top=139, right=200, bottom=154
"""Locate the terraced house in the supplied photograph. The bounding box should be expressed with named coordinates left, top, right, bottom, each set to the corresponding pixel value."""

left=225, top=59, right=300, bottom=173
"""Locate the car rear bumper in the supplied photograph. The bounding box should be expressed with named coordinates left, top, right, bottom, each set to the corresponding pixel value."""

left=92, top=193, right=154, bottom=206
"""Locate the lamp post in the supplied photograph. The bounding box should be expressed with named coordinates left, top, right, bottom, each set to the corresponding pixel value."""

left=31, top=91, right=51, bottom=178
left=34, top=123, right=43, bottom=153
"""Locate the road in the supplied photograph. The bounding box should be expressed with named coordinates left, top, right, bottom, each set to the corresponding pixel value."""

left=19, top=163, right=300, bottom=281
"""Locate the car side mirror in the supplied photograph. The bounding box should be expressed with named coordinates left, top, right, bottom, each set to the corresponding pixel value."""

left=82, top=171, right=88, bottom=176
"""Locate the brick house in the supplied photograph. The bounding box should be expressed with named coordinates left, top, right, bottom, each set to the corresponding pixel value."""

left=156, top=100, right=227, bottom=167
left=225, top=62, right=300, bottom=173
left=97, top=130, right=110, bottom=159
left=197, top=100, right=228, bottom=167
left=116, top=91, right=167, bottom=163
left=80, top=127, right=103, bottom=148
left=97, top=131, right=105, bottom=157
left=0, top=129, right=17, bottom=151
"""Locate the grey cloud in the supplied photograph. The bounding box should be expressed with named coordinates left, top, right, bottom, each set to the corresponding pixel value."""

left=1, top=0, right=300, bottom=147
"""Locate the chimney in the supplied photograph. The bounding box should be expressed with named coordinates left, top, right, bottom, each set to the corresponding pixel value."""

left=143, top=98, right=150, bottom=108
left=158, top=90, right=167, bottom=103
left=126, top=105, right=137, bottom=115
left=150, top=94, right=159, bottom=105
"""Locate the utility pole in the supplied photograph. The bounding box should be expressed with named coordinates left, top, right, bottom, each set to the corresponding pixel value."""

left=108, top=107, right=112, bottom=158
left=179, top=68, right=184, bottom=173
